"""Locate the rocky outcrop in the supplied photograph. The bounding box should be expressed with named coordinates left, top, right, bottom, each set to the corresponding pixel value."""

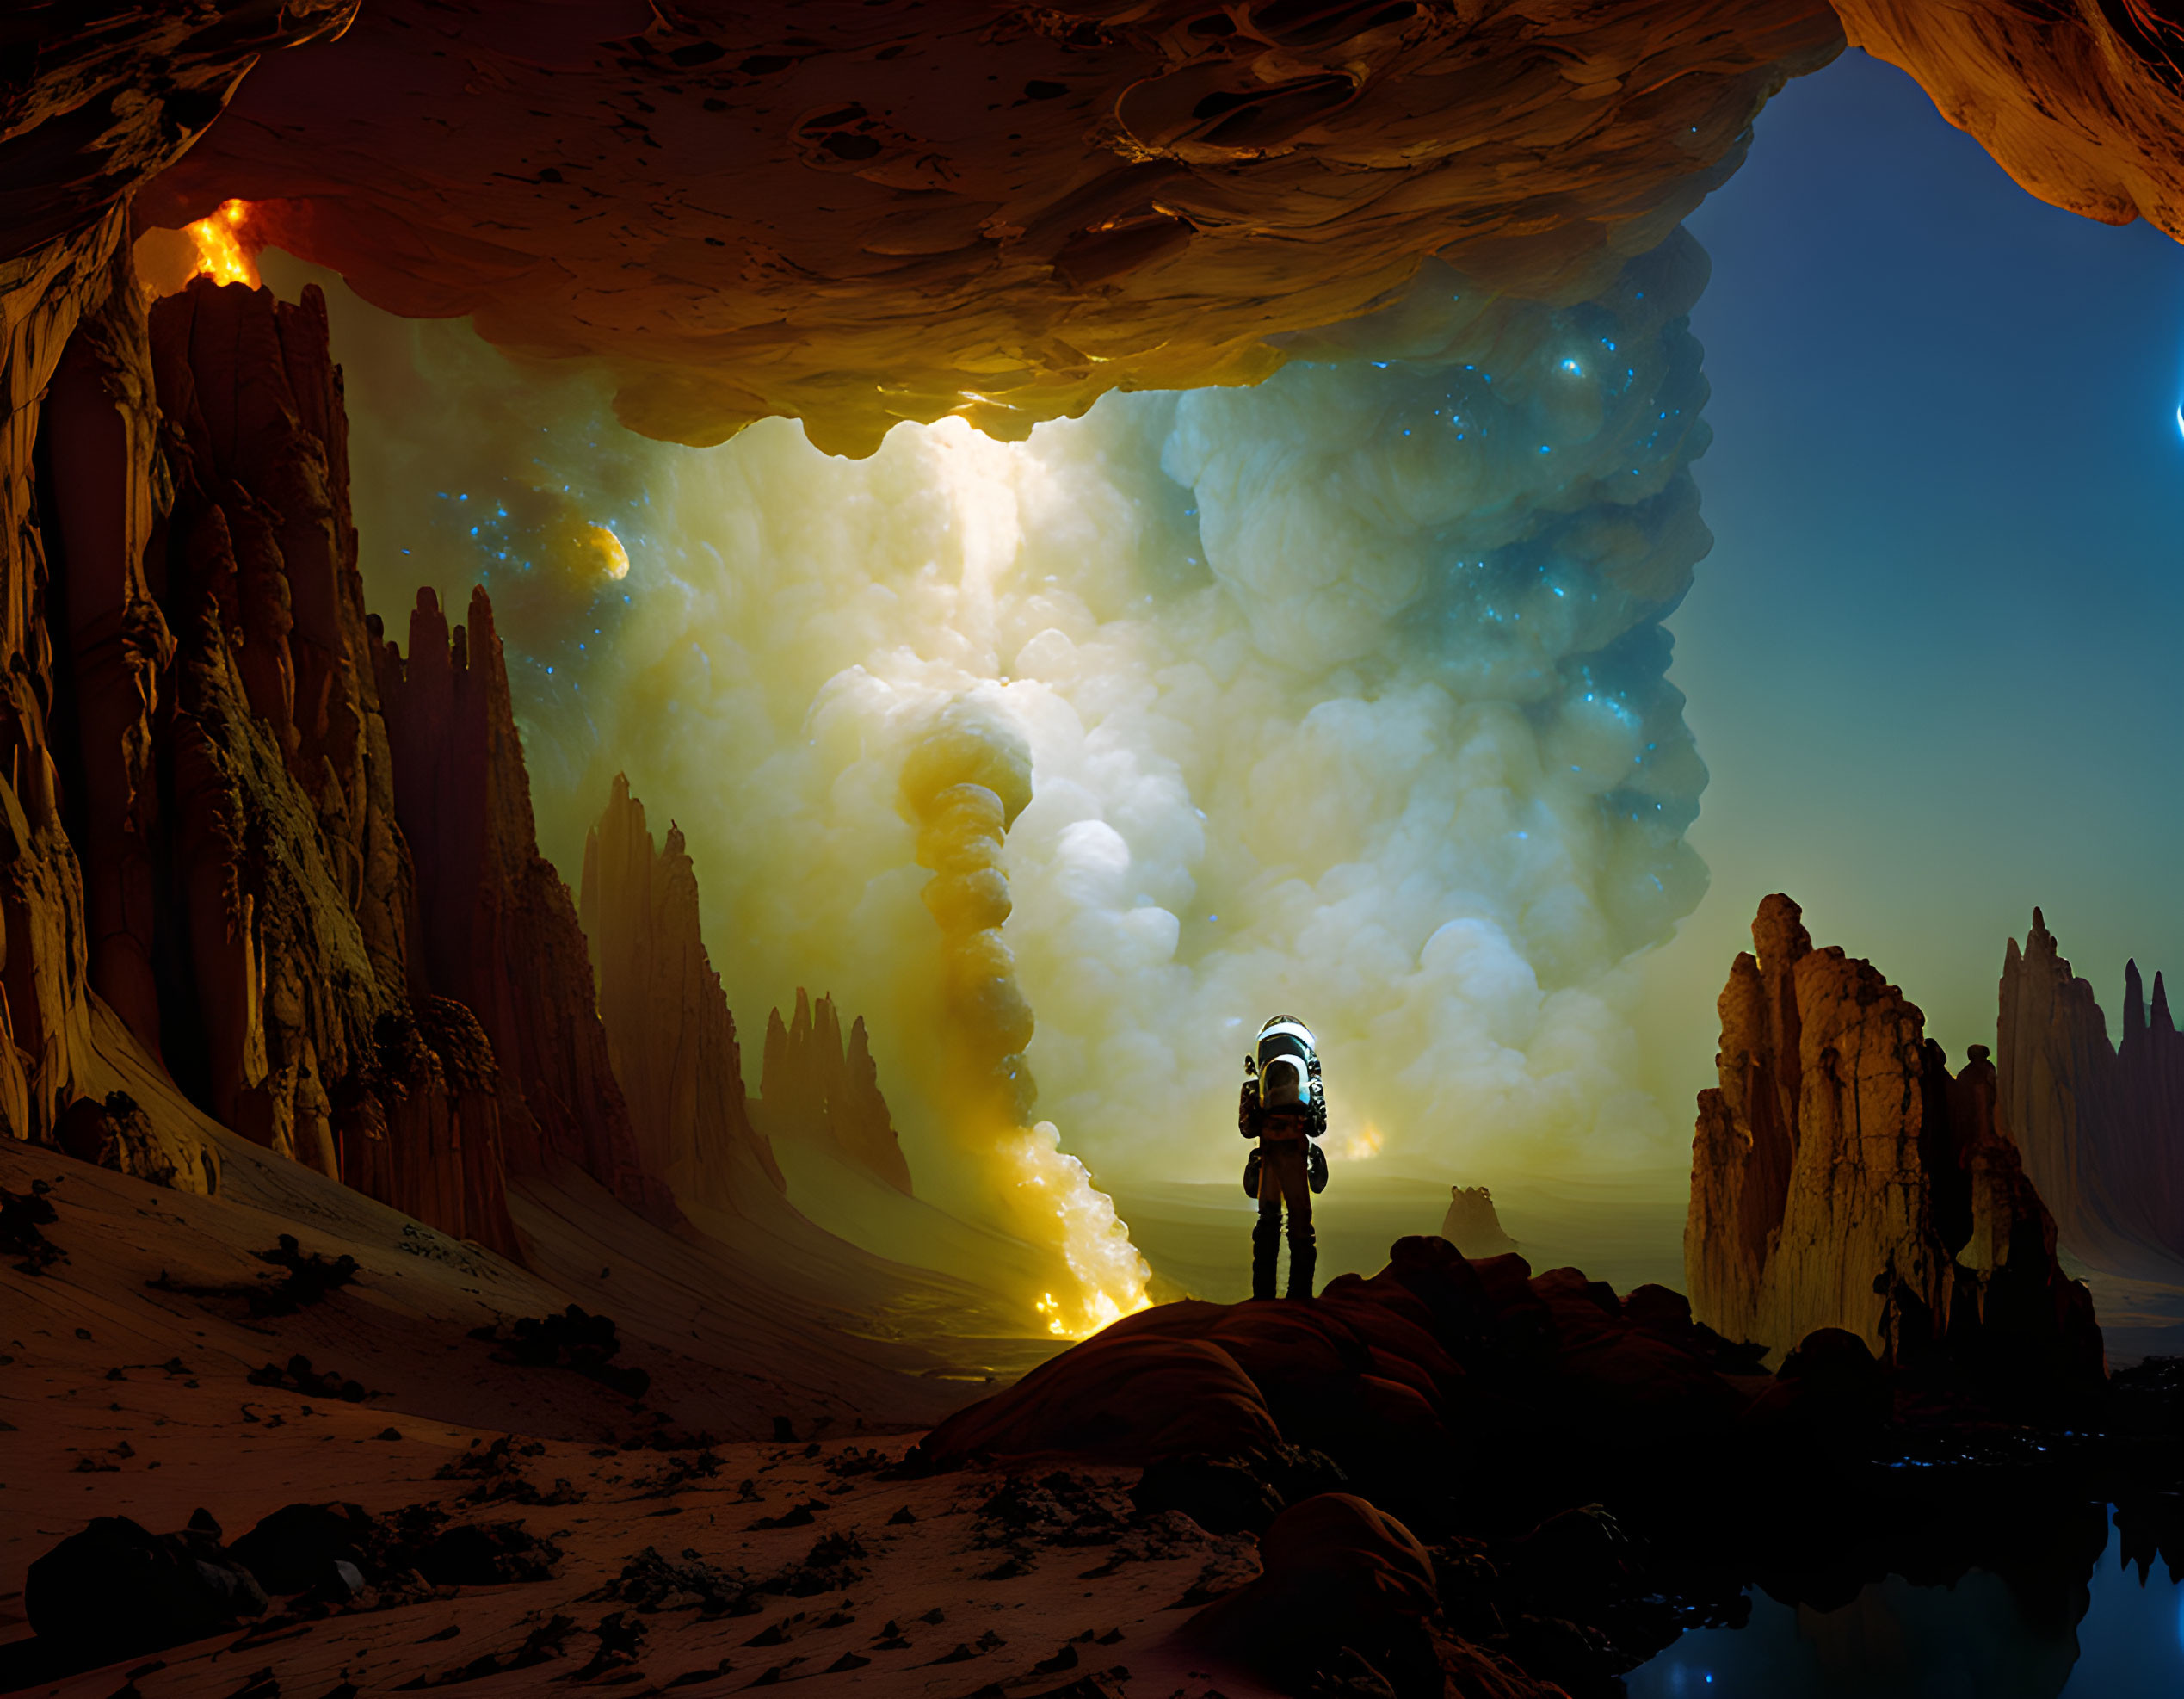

left=579, top=774, right=785, bottom=1216
left=139, top=1, right=1843, bottom=454
left=336, top=997, right=521, bottom=1258
left=1685, top=894, right=2101, bottom=1386
left=753, top=990, right=910, bottom=1196
left=10, top=247, right=616, bottom=1254
left=1441, top=1185, right=1517, bottom=1257
left=1835, top=1, right=2184, bottom=243
left=0, top=0, right=355, bottom=1161
left=375, top=588, right=676, bottom=1228
left=122, top=275, right=518, bottom=1253
left=1998, top=910, right=2184, bottom=1272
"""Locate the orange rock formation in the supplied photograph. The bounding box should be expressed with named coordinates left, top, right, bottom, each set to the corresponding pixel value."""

left=580, top=774, right=787, bottom=1217
left=1685, top=894, right=2101, bottom=1384
left=376, top=588, right=677, bottom=1228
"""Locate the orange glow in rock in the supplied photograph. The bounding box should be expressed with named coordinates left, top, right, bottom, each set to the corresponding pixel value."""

left=186, top=200, right=259, bottom=287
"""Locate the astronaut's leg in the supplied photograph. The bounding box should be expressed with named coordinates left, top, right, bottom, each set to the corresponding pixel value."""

left=1252, top=1169, right=1281, bottom=1301
left=1283, top=1160, right=1316, bottom=1301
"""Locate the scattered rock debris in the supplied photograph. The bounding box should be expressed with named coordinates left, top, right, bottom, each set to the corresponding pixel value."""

left=1, top=1183, right=63, bottom=1275
left=396, top=1612, right=574, bottom=1687
left=467, top=1306, right=650, bottom=1400
left=248, top=1355, right=379, bottom=1404
left=432, top=1436, right=585, bottom=1507
left=588, top=1546, right=762, bottom=1618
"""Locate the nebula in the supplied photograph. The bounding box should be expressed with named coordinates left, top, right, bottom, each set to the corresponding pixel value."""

left=271, top=213, right=1715, bottom=1277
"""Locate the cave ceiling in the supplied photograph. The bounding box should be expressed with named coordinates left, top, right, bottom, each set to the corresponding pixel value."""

left=11, top=3, right=2184, bottom=458
left=140, top=0, right=1851, bottom=454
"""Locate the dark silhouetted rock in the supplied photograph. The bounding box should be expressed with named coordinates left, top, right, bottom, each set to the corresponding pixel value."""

left=227, top=1503, right=377, bottom=1596
left=26, top=1511, right=268, bottom=1657
left=1440, top=1184, right=1516, bottom=1257
left=468, top=1305, right=651, bottom=1401
left=1131, top=1455, right=1287, bottom=1538
left=53, top=1091, right=174, bottom=1186
left=754, top=989, right=910, bottom=1195
left=1999, top=910, right=2184, bottom=1272
left=410, top=1520, right=562, bottom=1587
left=1186, top=1493, right=1445, bottom=1695
left=916, top=1309, right=1279, bottom=1467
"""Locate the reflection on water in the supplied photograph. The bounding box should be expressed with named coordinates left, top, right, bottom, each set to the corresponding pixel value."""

left=1630, top=1506, right=2182, bottom=1698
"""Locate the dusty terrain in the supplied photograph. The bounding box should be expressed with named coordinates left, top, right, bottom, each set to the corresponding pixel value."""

left=1, top=1136, right=1265, bottom=1697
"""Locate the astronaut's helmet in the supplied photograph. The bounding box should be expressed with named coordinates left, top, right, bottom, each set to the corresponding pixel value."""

left=1255, top=1016, right=1320, bottom=1117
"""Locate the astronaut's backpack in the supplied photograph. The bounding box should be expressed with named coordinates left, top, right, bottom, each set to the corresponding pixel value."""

left=1249, top=1015, right=1325, bottom=1134
left=1241, top=1016, right=1329, bottom=1196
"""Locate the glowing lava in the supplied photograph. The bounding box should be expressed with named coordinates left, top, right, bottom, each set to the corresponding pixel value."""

left=185, top=200, right=258, bottom=287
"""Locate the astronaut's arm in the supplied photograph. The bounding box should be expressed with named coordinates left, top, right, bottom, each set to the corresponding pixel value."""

left=1237, top=1079, right=1262, bottom=1140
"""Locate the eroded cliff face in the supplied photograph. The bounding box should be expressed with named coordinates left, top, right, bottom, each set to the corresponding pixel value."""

left=755, top=989, right=912, bottom=1197
left=1835, top=1, right=2184, bottom=243
left=137, top=0, right=1845, bottom=454
left=9, top=239, right=686, bottom=1261
left=0, top=2, right=355, bottom=1174
left=376, top=588, right=678, bottom=1228
left=580, top=773, right=786, bottom=1217
left=1687, top=893, right=2101, bottom=1387
left=12, top=267, right=521, bottom=1250
left=1999, top=910, right=2184, bottom=1274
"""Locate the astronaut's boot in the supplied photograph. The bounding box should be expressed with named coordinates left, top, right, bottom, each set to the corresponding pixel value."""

left=1284, top=1223, right=1317, bottom=1301
left=1251, top=1215, right=1280, bottom=1301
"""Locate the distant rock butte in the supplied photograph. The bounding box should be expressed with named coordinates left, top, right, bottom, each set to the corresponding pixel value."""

left=581, top=774, right=787, bottom=1217
left=1999, top=908, right=2184, bottom=1274
left=375, top=586, right=677, bottom=1230
left=754, top=990, right=912, bottom=1197
left=1441, top=1185, right=1517, bottom=1257
left=1685, top=893, right=2102, bottom=1384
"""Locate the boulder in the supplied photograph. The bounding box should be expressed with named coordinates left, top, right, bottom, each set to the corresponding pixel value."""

left=226, top=1502, right=377, bottom=1596
left=25, top=1511, right=268, bottom=1657
left=1186, top=1493, right=1443, bottom=1693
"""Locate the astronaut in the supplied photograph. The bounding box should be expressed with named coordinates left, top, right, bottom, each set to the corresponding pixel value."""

left=1239, top=1015, right=1328, bottom=1301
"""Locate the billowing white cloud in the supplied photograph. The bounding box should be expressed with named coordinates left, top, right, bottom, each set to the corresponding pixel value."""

left=301, top=229, right=1716, bottom=1311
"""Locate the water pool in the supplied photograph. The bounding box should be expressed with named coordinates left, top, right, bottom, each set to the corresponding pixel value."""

left=1627, top=1505, right=2181, bottom=1699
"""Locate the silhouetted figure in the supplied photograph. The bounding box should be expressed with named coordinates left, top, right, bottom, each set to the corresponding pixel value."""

left=1240, top=1016, right=1328, bottom=1300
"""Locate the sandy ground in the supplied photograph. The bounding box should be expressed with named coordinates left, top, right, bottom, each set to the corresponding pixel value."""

left=0, top=1141, right=1281, bottom=1698
left=4, top=1417, right=1271, bottom=1699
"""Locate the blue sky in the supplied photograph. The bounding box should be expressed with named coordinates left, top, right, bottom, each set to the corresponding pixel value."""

left=1632, top=46, right=2184, bottom=1103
